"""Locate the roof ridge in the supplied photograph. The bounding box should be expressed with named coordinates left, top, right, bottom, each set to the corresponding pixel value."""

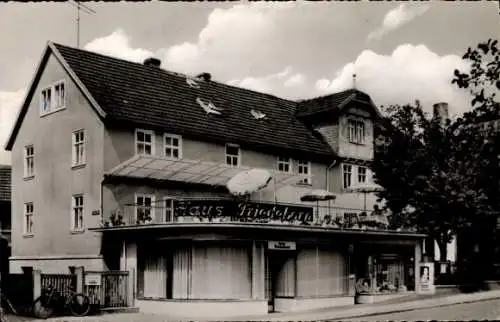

left=51, top=42, right=295, bottom=105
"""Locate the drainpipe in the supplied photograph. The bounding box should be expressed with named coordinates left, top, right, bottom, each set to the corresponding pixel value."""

left=326, top=159, right=338, bottom=215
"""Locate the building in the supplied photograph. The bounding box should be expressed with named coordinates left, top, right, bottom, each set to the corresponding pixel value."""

left=4, top=42, right=425, bottom=317
left=0, top=165, right=11, bottom=277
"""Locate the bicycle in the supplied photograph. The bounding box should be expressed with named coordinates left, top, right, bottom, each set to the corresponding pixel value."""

left=32, top=284, right=90, bottom=319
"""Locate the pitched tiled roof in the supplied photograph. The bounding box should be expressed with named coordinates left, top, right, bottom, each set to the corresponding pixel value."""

left=53, top=43, right=334, bottom=160
left=0, top=165, right=11, bottom=201
left=296, top=89, right=376, bottom=117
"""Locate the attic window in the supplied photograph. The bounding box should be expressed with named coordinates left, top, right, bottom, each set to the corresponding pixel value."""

left=196, top=97, right=223, bottom=115
left=186, top=77, right=200, bottom=89
left=250, top=109, right=267, bottom=120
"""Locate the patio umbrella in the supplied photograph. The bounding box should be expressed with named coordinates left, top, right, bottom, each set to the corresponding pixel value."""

left=345, top=183, right=384, bottom=211
left=300, top=189, right=337, bottom=222
left=226, top=168, right=273, bottom=197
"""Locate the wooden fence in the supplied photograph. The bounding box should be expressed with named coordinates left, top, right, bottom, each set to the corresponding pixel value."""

left=84, top=271, right=129, bottom=309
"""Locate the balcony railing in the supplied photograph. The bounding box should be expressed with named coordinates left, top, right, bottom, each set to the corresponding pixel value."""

left=100, top=198, right=404, bottom=232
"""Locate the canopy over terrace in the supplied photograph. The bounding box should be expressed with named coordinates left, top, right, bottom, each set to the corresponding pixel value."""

left=105, top=155, right=310, bottom=190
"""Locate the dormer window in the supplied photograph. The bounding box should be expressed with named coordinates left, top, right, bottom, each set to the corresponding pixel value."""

left=347, top=118, right=365, bottom=144
left=250, top=109, right=266, bottom=120
left=196, top=97, right=223, bottom=115
left=186, top=77, right=200, bottom=89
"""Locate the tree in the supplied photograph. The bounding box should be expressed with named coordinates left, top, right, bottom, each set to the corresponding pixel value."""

left=373, top=102, right=466, bottom=262
left=373, top=38, right=500, bottom=271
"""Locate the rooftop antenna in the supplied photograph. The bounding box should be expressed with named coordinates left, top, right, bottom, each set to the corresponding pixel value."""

left=69, top=0, right=96, bottom=48
left=352, top=73, right=357, bottom=89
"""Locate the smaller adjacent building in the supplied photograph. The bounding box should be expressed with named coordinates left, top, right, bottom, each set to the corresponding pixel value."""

left=0, top=165, right=11, bottom=277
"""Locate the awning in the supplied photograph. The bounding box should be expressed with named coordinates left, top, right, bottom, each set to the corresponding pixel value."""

left=106, top=155, right=310, bottom=189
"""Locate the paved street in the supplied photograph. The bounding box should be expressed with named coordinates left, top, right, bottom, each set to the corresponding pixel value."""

left=339, top=299, right=500, bottom=321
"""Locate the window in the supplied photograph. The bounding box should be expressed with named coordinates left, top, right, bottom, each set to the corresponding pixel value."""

left=135, top=129, right=154, bottom=156
left=71, top=195, right=84, bottom=231
left=40, top=81, right=65, bottom=115
left=136, top=194, right=155, bottom=224
left=23, top=202, right=34, bottom=235
left=343, top=164, right=352, bottom=189
left=72, top=130, right=85, bottom=167
left=225, top=144, right=240, bottom=167
left=54, top=82, right=65, bottom=109
left=277, top=156, right=291, bottom=173
left=24, top=145, right=34, bottom=178
left=164, top=198, right=174, bottom=223
left=297, top=160, right=311, bottom=185
left=40, top=88, right=51, bottom=114
left=347, top=119, right=365, bottom=144
left=358, top=166, right=367, bottom=183
left=164, top=134, right=182, bottom=159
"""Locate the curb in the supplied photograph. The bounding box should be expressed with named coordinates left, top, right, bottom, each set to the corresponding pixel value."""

left=315, top=296, right=500, bottom=321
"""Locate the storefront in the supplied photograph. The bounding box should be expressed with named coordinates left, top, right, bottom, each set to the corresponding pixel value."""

left=96, top=199, right=425, bottom=318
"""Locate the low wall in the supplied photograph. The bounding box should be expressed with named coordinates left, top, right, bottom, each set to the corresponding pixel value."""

left=274, top=296, right=354, bottom=312
left=136, top=299, right=268, bottom=319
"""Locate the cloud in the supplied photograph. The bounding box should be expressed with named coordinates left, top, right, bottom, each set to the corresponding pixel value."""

left=316, top=43, right=472, bottom=116
left=368, top=4, right=431, bottom=41
left=228, top=67, right=307, bottom=98
left=0, top=89, right=25, bottom=164
left=84, top=29, right=153, bottom=63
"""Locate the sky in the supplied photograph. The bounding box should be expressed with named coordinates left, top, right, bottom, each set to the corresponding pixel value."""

left=0, top=1, right=498, bottom=164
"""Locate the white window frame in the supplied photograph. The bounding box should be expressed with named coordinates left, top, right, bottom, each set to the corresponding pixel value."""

left=163, top=197, right=175, bottom=223
left=225, top=144, right=240, bottom=167
left=135, top=194, right=155, bottom=224
left=358, top=166, right=367, bottom=184
left=297, top=160, right=311, bottom=185
left=71, top=194, right=84, bottom=232
left=72, top=129, right=86, bottom=167
left=277, top=156, right=292, bottom=173
left=23, top=202, right=34, bottom=235
left=24, top=145, right=34, bottom=178
left=343, top=164, right=352, bottom=189
left=39, top=80, right=66, bottom=116
left=135, top=129, right=155, bottom=156
left=347, top=118, right=366, bottom=144
left=163, top=134, right=182, bottom=159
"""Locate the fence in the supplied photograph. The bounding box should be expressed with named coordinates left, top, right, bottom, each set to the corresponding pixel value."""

left=40, top=273, right=75, bottom=299
left=84, top=271, right=129, bottom=309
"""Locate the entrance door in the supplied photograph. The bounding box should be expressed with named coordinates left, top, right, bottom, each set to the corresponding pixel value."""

left=266, top=250, right=295, bottom=313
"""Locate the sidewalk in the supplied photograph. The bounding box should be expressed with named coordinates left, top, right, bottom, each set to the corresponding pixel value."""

left=21, top=289, right=500, bottom=322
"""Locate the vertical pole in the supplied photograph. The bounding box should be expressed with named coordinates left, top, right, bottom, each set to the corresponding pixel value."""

left=75, top=266, right=84, bottom=293
left=415, top=242, right=422, bottom=294
left=33, top=270, right=42, bottom=301
left=76, top=1, right=80, bottom=48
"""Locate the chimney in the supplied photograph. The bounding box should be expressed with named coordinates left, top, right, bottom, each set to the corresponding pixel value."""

left=433, top=102, right=449, bottom=126
left=143, top=57, right=161, bottom=68
left=196, top=72, right=212, bottom=82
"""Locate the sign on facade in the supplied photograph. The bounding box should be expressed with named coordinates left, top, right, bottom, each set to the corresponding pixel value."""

left=268, top=241, right=296, bottom=250
left=85, top=273, right=102, bottom=286
left=417, top=262, right=435, bottom=294
left=174, top=199, right=314, bottom=223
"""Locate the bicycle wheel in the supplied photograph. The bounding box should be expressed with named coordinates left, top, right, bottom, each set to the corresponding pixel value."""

left=32, top=296, right=54, bottom=319
left=69, top=293, right=90, bottom=317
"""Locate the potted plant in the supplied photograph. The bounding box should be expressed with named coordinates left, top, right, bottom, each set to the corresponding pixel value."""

left=355, top=277, right=376, bottom=304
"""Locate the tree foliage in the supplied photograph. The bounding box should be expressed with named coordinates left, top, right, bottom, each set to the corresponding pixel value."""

left=373, top=39, right=500, bottom=262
